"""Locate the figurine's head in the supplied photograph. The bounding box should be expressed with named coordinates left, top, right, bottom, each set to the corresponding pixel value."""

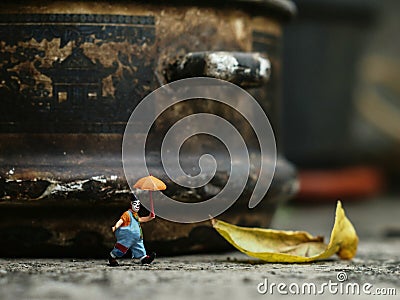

left=131, top=194, right=141, bottom=212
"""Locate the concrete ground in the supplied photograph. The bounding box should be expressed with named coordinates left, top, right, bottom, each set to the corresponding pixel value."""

left=0, top=198, right=399, bottom=300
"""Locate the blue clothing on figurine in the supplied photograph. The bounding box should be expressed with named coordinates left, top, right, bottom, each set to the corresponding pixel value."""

left=108, top=195, right=156, bottom=266
left=111, top=209, right=146, bottom=258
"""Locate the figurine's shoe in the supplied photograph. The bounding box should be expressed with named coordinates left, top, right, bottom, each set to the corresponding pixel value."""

left=108, top=254, right=119, bottom=267
left=140, top=252, right=156, bottom=264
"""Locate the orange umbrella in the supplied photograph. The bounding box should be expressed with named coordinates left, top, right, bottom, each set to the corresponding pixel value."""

left=133, top=175, right=166, bottom=217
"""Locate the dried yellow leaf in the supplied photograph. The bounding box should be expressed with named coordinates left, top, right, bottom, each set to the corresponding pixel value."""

left=211, top=201, right=358, bottom=262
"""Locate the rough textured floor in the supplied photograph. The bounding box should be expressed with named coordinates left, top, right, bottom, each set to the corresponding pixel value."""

left=0, top=240, right=398, bottom=300
left=1, top=198, right=399, bottom=300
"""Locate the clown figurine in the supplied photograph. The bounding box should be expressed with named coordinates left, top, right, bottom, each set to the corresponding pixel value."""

left=108, top=194, right=156, bottom=266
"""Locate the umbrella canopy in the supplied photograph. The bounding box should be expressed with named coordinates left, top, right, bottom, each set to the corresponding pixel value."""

left=133, top=175, right=167, bottom=217
left=133, top=175, right=166, bottom=191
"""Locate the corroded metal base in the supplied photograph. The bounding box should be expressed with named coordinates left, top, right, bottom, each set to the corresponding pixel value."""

left=0, top=156, right=297, bottom=257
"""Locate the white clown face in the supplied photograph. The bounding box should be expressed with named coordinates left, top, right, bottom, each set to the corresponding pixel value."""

left=131, top=199, right=141, bottom=212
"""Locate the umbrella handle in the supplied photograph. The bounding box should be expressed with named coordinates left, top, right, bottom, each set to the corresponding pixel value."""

left=150, top=191, right=155, bottom=217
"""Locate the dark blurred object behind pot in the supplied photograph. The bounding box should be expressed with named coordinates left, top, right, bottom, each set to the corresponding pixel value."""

left=350, top=0, right=400, bottom=193
left=281, top=0, right=387, bottom=202
left=282, top=0, right=377, bottom=168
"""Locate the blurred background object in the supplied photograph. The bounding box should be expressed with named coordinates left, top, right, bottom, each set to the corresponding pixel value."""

left=281, top=0, right=400, bottom=198
left=297, top=166, right=384, bottom=201
left=350, top=0, right=400, bottom=190
left=282, top=0, right=376, bottom=169
left=275, top=0, right=400, bottom=238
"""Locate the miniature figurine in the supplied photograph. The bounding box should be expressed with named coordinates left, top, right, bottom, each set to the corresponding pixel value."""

left=108, top=194, right=156, bottom=266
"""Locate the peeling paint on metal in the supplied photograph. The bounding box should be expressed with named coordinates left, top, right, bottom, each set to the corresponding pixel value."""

left=257, top=55, right=271, bottom=79
left=90, top=176, right=107, bottom=183
left=206, top=52, right=239, bottom=81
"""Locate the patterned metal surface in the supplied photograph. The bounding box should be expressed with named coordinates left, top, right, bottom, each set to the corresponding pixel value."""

left=0, top=14, right=156, bottom=133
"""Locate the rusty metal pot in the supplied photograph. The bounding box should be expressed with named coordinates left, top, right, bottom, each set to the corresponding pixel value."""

left=0, top=0, right=297, bottom=257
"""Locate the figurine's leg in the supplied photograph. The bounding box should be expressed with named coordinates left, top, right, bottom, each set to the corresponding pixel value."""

left=108, top=229, right=133, bottom=266
left=108, top=242, right=130, bottom=266
left=111, top=242, right=129, bottom=258
left=131, top=239, right=156, bottom=264
left=131, top=239, right=146, bottom=259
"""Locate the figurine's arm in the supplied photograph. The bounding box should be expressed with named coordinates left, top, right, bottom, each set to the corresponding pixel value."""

left=112, top=219, right=123, bottom=232
left=139, top=214, right=155, bottom=223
